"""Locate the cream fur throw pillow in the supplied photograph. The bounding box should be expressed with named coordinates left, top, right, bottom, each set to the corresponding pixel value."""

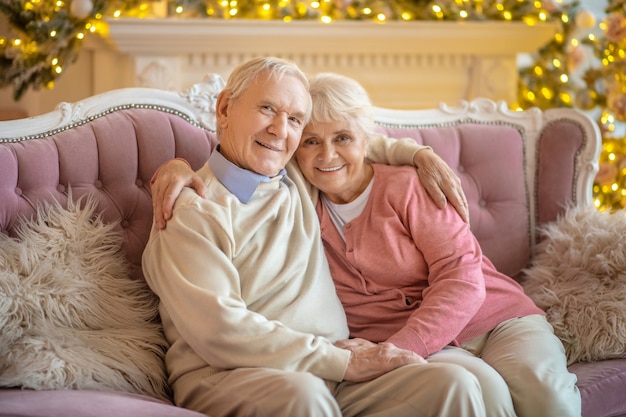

left=0, top=196, right=170, bottom=401
left=522, top=205, right=626, bottom=365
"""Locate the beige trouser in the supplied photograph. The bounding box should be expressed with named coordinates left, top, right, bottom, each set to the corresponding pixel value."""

left=173, top=361, right=488, bottom=417
left=429, top=314, right=581, bottom=417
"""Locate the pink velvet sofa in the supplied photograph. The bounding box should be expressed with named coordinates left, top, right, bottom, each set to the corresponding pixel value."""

left=0, top=75, right=625, bottom=417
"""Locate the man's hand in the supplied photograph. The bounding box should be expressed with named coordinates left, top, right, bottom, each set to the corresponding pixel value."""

left=151, top=159, right=206, bottom=229
left=336, top=338, right=426, bottom=383
left=413, top=148, right=469, bottom=223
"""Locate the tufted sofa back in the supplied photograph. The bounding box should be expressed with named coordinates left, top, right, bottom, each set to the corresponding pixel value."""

left=0, top=108, right=218, bottom=282
left=0, top=82, right=601, bottom=284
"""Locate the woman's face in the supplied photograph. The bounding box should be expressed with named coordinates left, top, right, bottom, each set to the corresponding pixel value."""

left=295, top=117, right=371, bottom=204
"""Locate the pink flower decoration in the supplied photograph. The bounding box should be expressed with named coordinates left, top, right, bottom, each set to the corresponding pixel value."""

left=542, top=0, right=559, bottom=14
left=605, top=13, right=626, bottom=44
left=567, top=44, right=586, bottom=72
left=596, top=161, right=618, bottom=186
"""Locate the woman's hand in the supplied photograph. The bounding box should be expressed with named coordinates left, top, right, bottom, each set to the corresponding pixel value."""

left=151, top=159, right=206, bottom=229
left=336, top=338, right=426, bottom=382
left=413, top=148, right=469, bottom=223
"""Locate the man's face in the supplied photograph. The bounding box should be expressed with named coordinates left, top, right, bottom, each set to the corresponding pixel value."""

left=217, top=72, right=309, bottom=177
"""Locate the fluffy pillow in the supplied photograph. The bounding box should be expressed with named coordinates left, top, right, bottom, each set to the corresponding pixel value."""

left=0, top=195, right=170, bottom=401
left=522, top=205, right=626, bottom=365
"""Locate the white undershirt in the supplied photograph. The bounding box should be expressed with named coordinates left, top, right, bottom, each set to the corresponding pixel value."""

left=322, top=179, right=374, bottom=241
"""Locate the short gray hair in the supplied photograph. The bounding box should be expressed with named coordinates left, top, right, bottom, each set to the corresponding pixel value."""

left=223, top=56, right=312, bottom=122
left=308, top=72, right=376, bottom=138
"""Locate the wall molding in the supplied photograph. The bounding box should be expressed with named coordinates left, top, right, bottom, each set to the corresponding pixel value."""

left=104, top=19, right=557, bottom=108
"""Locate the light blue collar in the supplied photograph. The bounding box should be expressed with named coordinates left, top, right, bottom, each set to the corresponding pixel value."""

left=208, top=146, right=286, bottom=204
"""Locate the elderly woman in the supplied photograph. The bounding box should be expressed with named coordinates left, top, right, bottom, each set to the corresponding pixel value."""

left=292, top=72, right=580, bottom=417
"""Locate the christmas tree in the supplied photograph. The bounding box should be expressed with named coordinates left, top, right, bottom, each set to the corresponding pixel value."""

left=0, top=0, right=146, bottom=100
left=518, top=0, right=626, bottom=212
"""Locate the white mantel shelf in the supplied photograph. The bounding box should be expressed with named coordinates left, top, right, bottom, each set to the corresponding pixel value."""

left=104, top=19, right=558, bottom=109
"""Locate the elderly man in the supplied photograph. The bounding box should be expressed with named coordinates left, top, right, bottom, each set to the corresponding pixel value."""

left=142, top=56, right=482, bottom=417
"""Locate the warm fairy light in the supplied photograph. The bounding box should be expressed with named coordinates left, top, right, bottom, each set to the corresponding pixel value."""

left=541, top=87, right=553, bottom=99
left=50, top=30, right=57, bottom=37
left=320, top=15, right=331, bottom=23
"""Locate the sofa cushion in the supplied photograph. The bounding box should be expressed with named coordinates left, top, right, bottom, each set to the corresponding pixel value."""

left=570, top=359, right=626, bottom=417
left=0, top=388, right=206, bottom=417
left=0, top=195, right=169, bottom=400
left=522, top=205, right=626, bottom=364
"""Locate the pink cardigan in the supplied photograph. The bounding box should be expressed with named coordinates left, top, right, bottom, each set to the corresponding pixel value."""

left=318, top=164, right=543, bottom=358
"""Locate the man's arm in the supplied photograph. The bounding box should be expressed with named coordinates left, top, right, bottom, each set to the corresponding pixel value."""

left=414, top=148, right=469, bottom=224
left=150, top=159, right=206, bottom=229
left=367, top=135, right=469, bottom=222
left=151, top=137, right=469, bottom=228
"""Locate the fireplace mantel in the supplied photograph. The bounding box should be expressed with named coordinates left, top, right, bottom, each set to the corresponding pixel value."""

left=104, top=19, right=557, bottom=109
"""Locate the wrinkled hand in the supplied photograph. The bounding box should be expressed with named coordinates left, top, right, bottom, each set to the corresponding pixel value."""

left=151, top=159, right=206, bottom=229
left=336, top=338, right=426, bottom=383
left=413, top=148, right=469, bottom=223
